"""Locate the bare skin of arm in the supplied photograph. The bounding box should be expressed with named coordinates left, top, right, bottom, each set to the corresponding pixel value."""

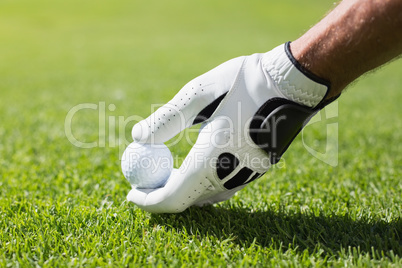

left=290, top=0, right=402, bottom=100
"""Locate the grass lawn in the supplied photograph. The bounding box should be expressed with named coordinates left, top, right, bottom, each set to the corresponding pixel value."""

left=0, top=0, right=401, bottom=266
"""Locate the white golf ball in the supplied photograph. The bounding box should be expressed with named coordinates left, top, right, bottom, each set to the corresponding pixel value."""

left=121, top=142, right=173, bottom=188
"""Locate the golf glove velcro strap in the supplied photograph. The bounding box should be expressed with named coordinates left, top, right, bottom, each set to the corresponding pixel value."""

left=250, top=98, right=317, bottom=165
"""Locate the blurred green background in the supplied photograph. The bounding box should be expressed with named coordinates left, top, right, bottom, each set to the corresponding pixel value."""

left=1, top=0, right=401, bottom=266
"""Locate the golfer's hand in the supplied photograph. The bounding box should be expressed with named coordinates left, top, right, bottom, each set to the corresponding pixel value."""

left=127, top=43, right=331, bottom=213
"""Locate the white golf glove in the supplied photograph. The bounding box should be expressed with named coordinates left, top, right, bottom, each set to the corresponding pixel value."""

left=127, top=42, right=334, bottom=213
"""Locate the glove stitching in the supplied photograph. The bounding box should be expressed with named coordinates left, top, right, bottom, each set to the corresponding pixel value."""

left=266, top=65, right=322, bottom=107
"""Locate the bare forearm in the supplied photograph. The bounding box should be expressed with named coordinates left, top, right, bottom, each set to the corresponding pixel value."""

left=290, top=0, right=402, bottom=99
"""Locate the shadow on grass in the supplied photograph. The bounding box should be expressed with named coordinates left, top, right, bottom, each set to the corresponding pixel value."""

left=150, top=205, right=402, bottom=257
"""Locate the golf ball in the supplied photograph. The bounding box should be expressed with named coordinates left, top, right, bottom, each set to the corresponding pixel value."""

left=121, top=142, right=173, bottom=188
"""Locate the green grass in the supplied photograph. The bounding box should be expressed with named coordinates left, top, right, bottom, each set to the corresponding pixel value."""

left=1, top=0, right=401, bottom=267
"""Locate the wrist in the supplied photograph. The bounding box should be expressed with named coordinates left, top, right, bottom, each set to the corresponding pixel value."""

left=290, top=38, right=345, bottom=101
left=262, top=43, right=331, bottom=108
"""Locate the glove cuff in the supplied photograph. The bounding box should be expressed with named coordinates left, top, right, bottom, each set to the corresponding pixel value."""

left=262, top=42, right=331, bottom=108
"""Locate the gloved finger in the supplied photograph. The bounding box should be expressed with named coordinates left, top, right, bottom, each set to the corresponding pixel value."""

left=127, top=167, right=214, bottom=213
left=192, top=185, right=247, bottom=207
left=127, top=114, right=263, bottom=213
left=132, top=56, right=246, bottom=144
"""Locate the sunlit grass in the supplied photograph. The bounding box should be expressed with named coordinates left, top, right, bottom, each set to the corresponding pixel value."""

left=0, top=0, right=401, bottom=266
